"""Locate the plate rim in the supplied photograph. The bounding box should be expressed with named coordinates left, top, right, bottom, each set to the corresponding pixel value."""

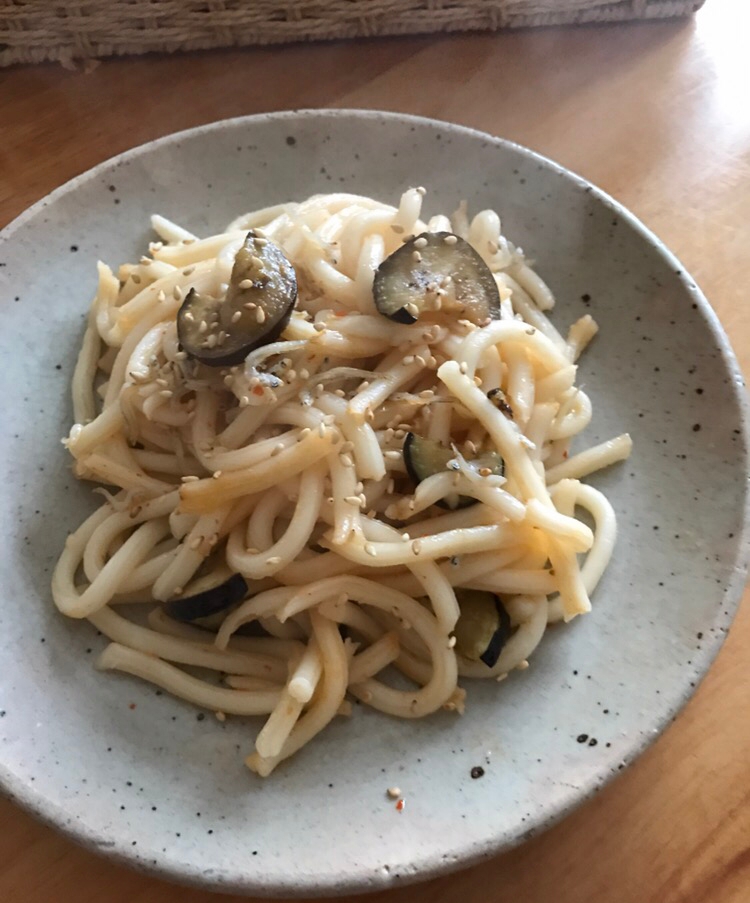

left=2, top=107, right=749, bottom=896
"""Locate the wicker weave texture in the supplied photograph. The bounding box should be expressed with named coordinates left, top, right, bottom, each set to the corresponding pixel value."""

left=0, top=0, right=706, bottom=67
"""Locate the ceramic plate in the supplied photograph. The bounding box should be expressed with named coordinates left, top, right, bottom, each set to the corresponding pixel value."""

left=1, top=110, right=748, bottom=896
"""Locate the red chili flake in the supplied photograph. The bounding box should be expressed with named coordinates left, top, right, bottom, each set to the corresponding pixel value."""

left=334, top=310, right=347, bottom=317
left=252, top=385, right=265, bottom=396
left=128, top=703, right=137, bottom=710
left=395, top=798, right=405, bottom=812
left=562, top=450, right=569, bottom=459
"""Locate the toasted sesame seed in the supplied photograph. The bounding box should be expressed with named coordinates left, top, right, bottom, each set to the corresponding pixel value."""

left=387, top=786, right=401, bottom=799
left=131, top=274, right=142, bottom=285
left=212, top=470, right=223, bottom=479
left=215, top=711, right=226, bottom=722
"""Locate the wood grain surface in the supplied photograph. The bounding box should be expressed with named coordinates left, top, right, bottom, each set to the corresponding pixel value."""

left=1, top=1, right=749, bottom=900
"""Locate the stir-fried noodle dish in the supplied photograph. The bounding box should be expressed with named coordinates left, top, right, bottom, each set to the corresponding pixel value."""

left=53, top=189, right=632, bottom=776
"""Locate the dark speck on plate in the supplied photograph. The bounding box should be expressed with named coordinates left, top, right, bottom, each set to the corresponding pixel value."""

left=470, top=766, right=485, bottom=779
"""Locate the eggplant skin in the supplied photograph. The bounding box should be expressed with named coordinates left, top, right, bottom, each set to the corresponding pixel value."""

left=372, top=231, right=500, bottom=324
left=453, top=589, right=513, bottom=668
left=479, top=597, right=512, bottom=667
left=403, top=432, right=503, bottom=511
left=163, top=573, right=247, bottom=622
left=176, top=233, right=297, bottom=367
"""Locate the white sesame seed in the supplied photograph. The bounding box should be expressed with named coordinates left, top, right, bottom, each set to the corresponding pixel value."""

left=158, top=389, right=173, bottom=398
left=244, top=301, right=257, bottom=310
left=340, top=453, right=354, bottom=468
left=411, top=539, right=422, bottom=556
left=318, top=422, right=326, bottom=438
left=267, top=556, right=282, bottom=566
left=412, top=251, right=422, bottom=263
left=215, top=711, right=226, bottom=722
left=444, top=234, right=458, bottom=245
left=189, top=536, right=202, bottom=550
left=256, top=307, right=266, bottom=324
left=239, top=279, right=254, bottom=289
left=387, top=786, right=401, bottom=799
left=448, top=635, right=457, bottom=648
left=402, top=355, right=415, bottom=366
left=180, top=475, right=199, bottom=482
left=364, top=543, right=377, bottom=557
left=231, top=310, right=242, bottom=323
left=182, top=266, right=195, bottom=277
left=459, top=362, right=468, bottom=374
left=344, top=495, right=361, bottom=506
left=414, top=236, right=428, bottom=249
left=212, top=470, right=223, bottom=479
left=173, top=285, right=183, bottom=301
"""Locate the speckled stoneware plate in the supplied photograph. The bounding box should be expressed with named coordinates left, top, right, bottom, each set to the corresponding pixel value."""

left=1, top=110, right=748, bottom=896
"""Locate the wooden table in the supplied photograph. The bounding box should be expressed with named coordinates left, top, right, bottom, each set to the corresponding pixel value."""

left=2, top=2, right=749, bottom=900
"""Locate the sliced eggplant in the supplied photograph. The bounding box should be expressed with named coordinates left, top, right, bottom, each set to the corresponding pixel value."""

left=487, top=387, right=514, bottom=420
left=403, top=432, right=504, bottom=510
left=163, top=573, right=247, bottom=622
left=453, top=589, right=512, bottom=667
left=177, top=232, right=297, bottom=367
left=373, top=232, right=500, bottom=325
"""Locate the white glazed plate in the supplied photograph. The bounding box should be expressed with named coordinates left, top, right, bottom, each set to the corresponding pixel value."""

left=1, top=110, right=748, bottom=896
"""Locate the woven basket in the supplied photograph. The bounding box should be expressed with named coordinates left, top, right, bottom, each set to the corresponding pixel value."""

left=0, top=0, right=706, bottom=68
